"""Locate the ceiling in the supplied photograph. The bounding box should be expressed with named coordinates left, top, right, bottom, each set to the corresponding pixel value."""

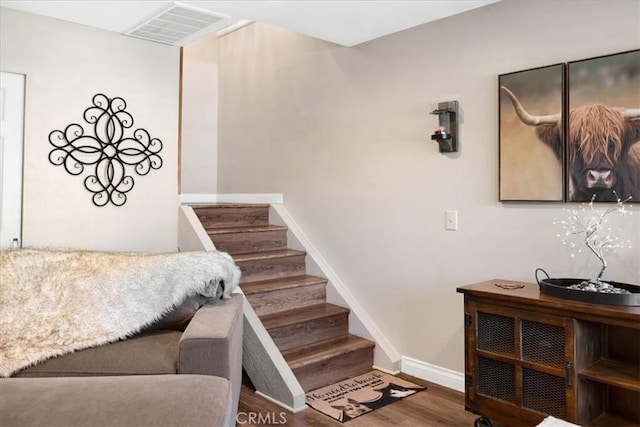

left=0, top=0, right=499, bottom=47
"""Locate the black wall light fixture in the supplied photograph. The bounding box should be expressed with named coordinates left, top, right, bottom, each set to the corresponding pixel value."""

left=48, top=93, right=163, bottom=207
left=430, top=101, right=459, bottom=153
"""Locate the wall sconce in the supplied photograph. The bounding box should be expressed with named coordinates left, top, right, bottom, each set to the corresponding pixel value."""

left=430, top=101, right=459, bottom=153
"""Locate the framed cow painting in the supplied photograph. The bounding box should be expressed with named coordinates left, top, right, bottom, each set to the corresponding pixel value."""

left=567, top=49, right=640, bottom=203
left=499, top=64, right=565, bottom=202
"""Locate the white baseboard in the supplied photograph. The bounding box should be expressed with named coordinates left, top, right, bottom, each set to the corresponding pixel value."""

left=180, top=193, right=284, bottom=204
left=400, top=356, right=464, bottom=392
left=372, top=365, right=401, bottom=376
left=255, top=391, right=307, bottom=414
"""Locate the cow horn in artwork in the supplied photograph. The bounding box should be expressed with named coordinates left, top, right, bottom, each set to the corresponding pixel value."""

left=501, top=86, right=560, bottom=126
left=618, top=108, right=640, bottom=118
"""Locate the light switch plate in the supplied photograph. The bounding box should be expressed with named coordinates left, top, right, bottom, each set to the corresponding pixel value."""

left=446, top=210, right=458, bottom=231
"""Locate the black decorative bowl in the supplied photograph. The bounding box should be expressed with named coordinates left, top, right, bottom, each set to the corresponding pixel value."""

left=535, top=269, right=640, bottom=306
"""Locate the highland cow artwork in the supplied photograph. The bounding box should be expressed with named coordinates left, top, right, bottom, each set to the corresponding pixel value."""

left=499, top=50, right=640, bottom=203
left=499, top=64, right=565, bottom=201
left=567, top=50, right=640, bottom=202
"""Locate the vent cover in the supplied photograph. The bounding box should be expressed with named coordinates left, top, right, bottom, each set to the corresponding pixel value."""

left=125, top=2, right=230, bottom=45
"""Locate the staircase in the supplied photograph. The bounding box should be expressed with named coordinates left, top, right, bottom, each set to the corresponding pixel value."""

left=193, top=203, right=375, bottom=392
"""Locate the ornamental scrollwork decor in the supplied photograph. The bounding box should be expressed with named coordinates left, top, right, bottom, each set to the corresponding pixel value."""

left=48, top=93, right=163, bottom=207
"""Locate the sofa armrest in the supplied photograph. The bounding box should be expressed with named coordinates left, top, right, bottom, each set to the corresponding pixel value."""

left=179, top=294, right=242, bottom=413
left=179, top=294, right=242, bottom=376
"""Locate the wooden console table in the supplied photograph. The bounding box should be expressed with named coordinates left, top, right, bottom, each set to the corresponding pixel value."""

left=457, top=279, right=639, bottom=427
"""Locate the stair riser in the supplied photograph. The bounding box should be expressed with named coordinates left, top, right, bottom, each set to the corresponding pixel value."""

left=246, top=283, right=326, bottom=316
left=268, top=313, right=349, bottom=352
left=210, top=230, right=287, bottom=255
left=236, top=255, right=306, bottom=283
left=194, top=206, right=269, bottom=229
left=293, top=347, right=375, bottom=392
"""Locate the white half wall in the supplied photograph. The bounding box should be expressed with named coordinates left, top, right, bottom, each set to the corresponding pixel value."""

left=0, top=7, right=180, bottom=253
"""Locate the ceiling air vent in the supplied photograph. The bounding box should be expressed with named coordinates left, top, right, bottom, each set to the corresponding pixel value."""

left=125, top=2, right=230, bottom=46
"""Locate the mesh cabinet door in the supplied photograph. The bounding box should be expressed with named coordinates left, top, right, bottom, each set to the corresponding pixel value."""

left=466, top=302, right=576, bottom=423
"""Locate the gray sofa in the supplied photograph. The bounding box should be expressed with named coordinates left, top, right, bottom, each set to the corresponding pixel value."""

left=0, top=294, right=243, bottom=427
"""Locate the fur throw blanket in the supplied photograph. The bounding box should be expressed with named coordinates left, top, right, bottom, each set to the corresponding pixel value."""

left=0, top=248, right=241, bottom=377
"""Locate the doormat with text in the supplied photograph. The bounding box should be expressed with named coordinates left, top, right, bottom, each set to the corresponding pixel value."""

left=305, top=370, right=425, bottom=422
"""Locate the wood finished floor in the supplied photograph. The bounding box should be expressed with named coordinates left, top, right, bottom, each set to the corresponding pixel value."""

left=237, top=373, right=481, bottom=426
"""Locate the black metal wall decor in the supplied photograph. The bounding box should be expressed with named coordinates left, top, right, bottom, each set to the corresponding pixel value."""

left=430, top=101, right=459, bottom=153
left=49, top=93, right=163, bottom=207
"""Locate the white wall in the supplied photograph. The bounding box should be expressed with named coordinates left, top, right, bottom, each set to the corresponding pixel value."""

left=181, top=33, right=219, bottom=194
left=217, top=0, right=640, bottom=373
left=0, top=8, right=180, bottom=253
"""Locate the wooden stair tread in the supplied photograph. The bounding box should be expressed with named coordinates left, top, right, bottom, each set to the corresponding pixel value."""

left=241, top=275, right=327, bottom=295
left=193, top=204, right=270, bottom=229
left=283, top=335, right=375, bottom=369
left=233, top=249, right=305, bottom=262
left=261, top=303, right=349, bottom=329
left=206, top=225, right=287, bottom=235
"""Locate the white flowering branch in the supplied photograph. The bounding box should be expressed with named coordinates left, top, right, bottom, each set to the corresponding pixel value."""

left=555, top=193, right=632, bottom=284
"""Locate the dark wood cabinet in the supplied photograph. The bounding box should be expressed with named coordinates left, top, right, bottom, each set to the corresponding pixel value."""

left=458, top=280, right=640, bottom=427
